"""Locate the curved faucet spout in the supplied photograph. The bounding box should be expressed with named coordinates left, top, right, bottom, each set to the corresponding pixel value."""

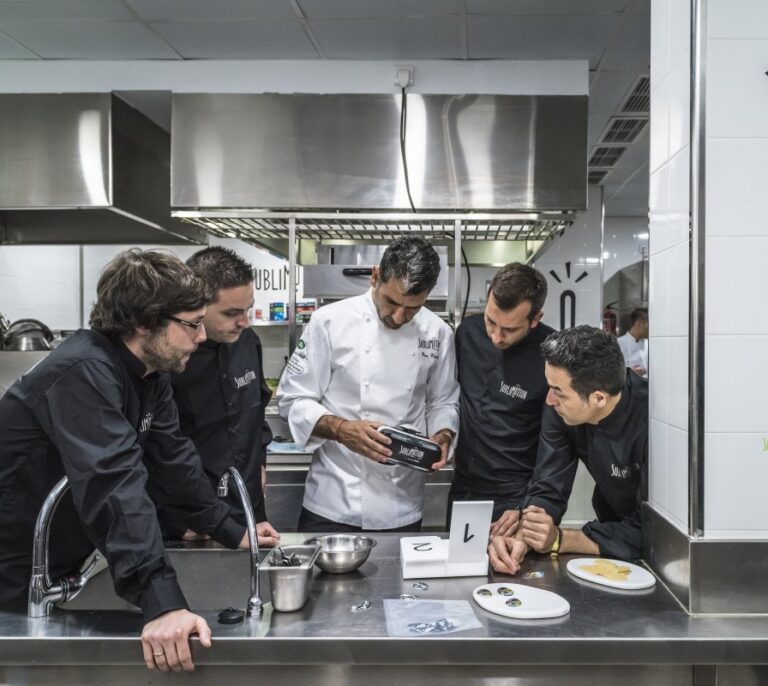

left=28, top=476, right=69, bottom=618
left=218, top=467, right=262, bottom=618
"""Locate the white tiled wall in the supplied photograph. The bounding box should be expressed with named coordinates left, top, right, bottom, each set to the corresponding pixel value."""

left=648, top=0, right=691, bottom=532
left=702, top=0, right=768, bottom=537
left=0, top=245, right=82, bottom=329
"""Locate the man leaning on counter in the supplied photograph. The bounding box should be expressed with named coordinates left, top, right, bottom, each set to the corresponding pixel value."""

left=149, top=246, right=280, bottom=548
left=448, top=262, right=553, bottom=536
left=277, top=236, right=460, bottom=532
left=0, top=249, right=249, bottom=673
left=490, top=325, right=648, bottom=575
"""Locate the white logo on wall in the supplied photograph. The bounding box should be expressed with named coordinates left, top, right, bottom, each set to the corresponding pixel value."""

left=547, top=261, right=589, bottom=330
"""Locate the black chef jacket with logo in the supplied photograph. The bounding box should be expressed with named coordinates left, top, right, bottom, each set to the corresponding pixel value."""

left=522, top=372, right=648, bottom=560
left=150, top=328, right=272, bottom=533
left=451, top=314, right=554, bottom=517
left=0, top=330, right=244, bottom=621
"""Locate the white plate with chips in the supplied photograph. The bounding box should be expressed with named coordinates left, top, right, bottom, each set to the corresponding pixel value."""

left=566, top=558, right=656, bottom=590
left=472, top=583, right=570, bottom=619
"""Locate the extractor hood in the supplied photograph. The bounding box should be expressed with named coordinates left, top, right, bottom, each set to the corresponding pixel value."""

left=171, top=93, right=587, bottom=215
left=0, top=93, right=207, bottom=245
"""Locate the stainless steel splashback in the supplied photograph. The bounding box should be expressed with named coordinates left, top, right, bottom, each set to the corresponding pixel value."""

left=171, top=93, right=587, bottom=212
left=0, top=94, right=206, bottom=244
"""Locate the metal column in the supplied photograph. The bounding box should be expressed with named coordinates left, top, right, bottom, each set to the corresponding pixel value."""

left=288, top=216, right=298, bottom=356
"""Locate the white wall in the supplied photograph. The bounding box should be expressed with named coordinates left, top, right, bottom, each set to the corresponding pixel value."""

left=534, top=185, right=604, bottom=331
left=702, top=0, right=768, bottom=537
left=0, top=59, right=588, bottom=96
left=647, top=0, right=691, bottom=533
left=603, top=217, right=649, bottom=283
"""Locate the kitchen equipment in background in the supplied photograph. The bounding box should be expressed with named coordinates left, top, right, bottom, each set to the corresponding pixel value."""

left=295, top=301, right=316, bottom=323
left=2, top=319, right=53, bottom=351
left=269, top=302, right=286, bottom=321
left=260, top=544, right=320, bottom=611
left=303, top=534, right=377, bottom=574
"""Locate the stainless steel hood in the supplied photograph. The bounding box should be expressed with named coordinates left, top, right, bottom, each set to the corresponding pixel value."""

left=0, top=93, right=207, bottom=245
left=171, top=93, right=587, bottom=214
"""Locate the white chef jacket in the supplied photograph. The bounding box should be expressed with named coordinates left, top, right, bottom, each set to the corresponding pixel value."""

left=277, top=289, right=459, bottom=529
left=617, top=332, right=648, bottom=379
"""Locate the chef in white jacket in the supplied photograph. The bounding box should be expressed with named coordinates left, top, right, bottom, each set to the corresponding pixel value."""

left=277, top=237, right=460, bottom=531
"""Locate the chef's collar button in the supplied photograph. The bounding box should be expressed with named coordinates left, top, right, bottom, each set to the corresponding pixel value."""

left=410, top=351, right=415, bottom=356
left=221, top=373, right=227, bottom=379
left=406, top=385, right=412, bottom=390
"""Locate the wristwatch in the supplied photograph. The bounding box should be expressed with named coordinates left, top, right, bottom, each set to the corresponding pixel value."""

left=549, top=527, right=563, bottom=559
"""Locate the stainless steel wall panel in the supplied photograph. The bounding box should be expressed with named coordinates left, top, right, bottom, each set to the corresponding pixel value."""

left=172, top=93, right=588, bottom=212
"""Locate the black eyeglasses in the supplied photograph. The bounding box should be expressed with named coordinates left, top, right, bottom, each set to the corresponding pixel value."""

left=165, top=315, right=204, bottom=332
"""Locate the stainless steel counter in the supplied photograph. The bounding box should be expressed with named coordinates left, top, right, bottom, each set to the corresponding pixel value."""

left=2, top=535, right=768, bottom=685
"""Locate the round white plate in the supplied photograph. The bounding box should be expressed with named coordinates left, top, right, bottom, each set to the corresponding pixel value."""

left=472, top=583, right=570, bottom=619
left=566, top=558, right=656, bottom=590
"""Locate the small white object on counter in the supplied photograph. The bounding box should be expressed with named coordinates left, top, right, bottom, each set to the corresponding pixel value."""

left=472, top=583, right=570, bottom=620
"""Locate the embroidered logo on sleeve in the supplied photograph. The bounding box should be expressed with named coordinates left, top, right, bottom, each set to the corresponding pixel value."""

left=285, top=340, right=308, bottom=375
left=138, top=412, right=154, bottom=433
left=234, top=369, right=257, bottom=389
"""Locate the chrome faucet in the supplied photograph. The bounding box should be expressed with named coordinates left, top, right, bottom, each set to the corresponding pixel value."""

left=28, top=476, right=102, bottom=617
left=218, top=467, right=262, bottom=618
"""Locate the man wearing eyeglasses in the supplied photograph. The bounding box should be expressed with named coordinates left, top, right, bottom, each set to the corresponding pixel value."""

left=149, top=246, right=280, bottom=549
left=0, top=249, right=249, bottom=673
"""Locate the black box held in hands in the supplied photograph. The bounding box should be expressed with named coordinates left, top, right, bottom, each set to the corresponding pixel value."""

left=378, top=426, right=442, bottom=472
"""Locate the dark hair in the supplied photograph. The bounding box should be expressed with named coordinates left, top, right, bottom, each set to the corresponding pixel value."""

left=89, top=248, right=211, bottom=339
left=541, top=325, right=626, bottom=401
left=629, top=308, right=648, bottom=326
left=379, top=237, right=441, bottom=296
left=186, top=246, right=253, bottom=299
left=488, top=263, right=547, bottom=320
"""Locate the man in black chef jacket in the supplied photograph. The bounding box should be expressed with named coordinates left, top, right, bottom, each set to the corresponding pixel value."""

left=448, top=263, right=553, bottom=536
left=149, top=246, right=279, bottom=547
left=0, top=249, right=249, bottom=673
left=489, top=325, right=648, bottom=574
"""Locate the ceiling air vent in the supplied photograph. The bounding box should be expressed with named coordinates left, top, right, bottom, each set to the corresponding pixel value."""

left=589, top=147, right=625, bottom=168
left=588, top=170, right=608, bottom=185
left=621, top=76, right=650, bottom=114
left=601, top=117, right=648, bottom=144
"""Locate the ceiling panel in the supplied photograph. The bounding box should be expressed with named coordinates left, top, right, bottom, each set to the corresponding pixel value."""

left=467, top=14, right=622, bottom=67
left=309, top=16, right=462, bottom=59
left=0, top=0, right=133, bottom=21
left=600, top=10, right=650, bottom=71
left=0, top=28, right=35, bottom=57
left=588, top=69, right=638, bottom=114
left=604, top=179, right=649, bottom=216
left=152, top=19, right=318, bottom=59
left=467, top=0, right=630, bottom=16
left=297, top=0, right=462, bottom=19
left=0, top=20, right=180, bottom=58
left=123, top=0, right=296, bottom=22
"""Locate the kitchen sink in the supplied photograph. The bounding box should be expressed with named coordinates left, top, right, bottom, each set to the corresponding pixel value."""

left=60, top=546, right=253, bottom=612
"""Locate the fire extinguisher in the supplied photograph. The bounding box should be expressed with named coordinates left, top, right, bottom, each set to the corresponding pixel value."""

left=602, top=302, right=618, bottom=335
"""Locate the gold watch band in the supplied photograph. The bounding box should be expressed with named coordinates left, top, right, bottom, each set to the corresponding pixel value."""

left=549, top=527, right=563, bottom=559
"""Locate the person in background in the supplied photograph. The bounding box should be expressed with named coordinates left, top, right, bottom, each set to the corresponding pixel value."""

left=617, top=307, right=649, bottom=378
left=489, top=326, right=647, bottom=575
left=149, top=246, right=279, bottom=548
left=0, top=249, right=249, bottom=673
left=277, top=237, right=459, bottom=532
left=447, top=263, right=553, bottom=536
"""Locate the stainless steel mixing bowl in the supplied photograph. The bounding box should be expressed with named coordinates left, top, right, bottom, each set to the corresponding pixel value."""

left=303, top=534, right=377, bottom=574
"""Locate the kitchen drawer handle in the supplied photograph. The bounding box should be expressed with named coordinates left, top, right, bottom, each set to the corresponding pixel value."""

left=342, top=267, right=373, bottom=276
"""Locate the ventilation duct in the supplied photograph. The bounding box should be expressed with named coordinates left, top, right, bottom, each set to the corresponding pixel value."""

left=171, top=93, right=588, bottom=214
left=0, top=93, right=206, bottom=245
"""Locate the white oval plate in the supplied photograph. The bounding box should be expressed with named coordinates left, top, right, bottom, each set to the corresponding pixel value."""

left=566, top=558, right=656, bottom=590
left=472, top=583, right=570, bottom=619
